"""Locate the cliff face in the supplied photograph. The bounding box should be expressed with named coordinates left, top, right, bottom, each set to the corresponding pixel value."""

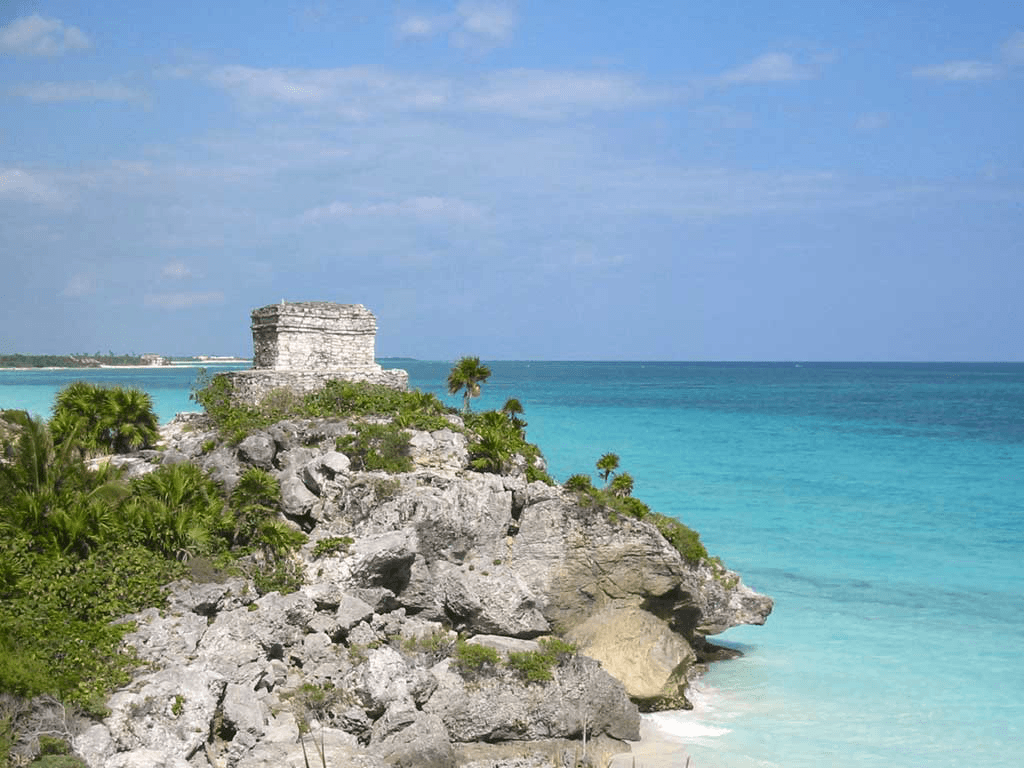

left=80, top=413, right=771, bottom=767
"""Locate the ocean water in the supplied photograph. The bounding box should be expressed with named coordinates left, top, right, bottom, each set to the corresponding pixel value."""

left=3, top=361, right=1022, bottom=767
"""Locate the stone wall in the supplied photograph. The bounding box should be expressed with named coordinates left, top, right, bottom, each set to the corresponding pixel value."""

left=222, top=301, right=408, bottom=405
left=251, top=302, right=378, bottom=371
left=225, top=368, right=409, bottom=405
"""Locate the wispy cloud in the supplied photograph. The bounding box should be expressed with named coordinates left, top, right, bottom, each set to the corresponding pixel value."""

left=397, top=1, right=517, bottom=50
left=14, top=80, right=146, bottom=103
left=717, top=52, right=818, bottom=84
left=206, top=64, right=669, bottom=120
left=61, top=274, right=94, bottom=298
left=467, top=69, right=672, bottom=118
left=302, top=196, right=484, bottom=222
left=208, top=66, right=451, bottom=116
left=144, top=291, right=225, bottom=309
left=453, top=1, right=518, bottom=49
left=0, top=168, right=61, bottom=204
left=0, top=14, right=90, bottom=56
left=161, top=261, right=193, bottom=279
left=912, top=60, right=1000, bottom=82
left=913, top=30, right=1024, bottom=82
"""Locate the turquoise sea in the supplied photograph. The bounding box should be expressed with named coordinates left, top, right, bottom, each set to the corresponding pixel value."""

left=3, top=361, right=1022, bottom=768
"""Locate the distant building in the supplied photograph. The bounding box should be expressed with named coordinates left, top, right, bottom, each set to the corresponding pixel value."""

left=141, top=354, right=167, bottom=366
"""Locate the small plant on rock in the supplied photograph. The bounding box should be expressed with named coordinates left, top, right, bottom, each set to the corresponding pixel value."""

left=453, top=639, right=500, bottom=681
left=312, top=536, right=354, bottom=559
left=337, top=422, right=413, bottom=473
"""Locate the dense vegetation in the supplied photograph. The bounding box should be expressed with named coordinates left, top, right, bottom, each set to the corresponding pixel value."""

left=192, top=374, right=454, bottom=444
left=51, top=382, right=159, bottom=456
left=0, top=354, right=150, bottom=369
left=0, top=387, right=303, bottom=764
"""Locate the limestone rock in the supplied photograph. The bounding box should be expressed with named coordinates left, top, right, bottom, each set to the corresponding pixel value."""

left=237, top=432, right=276, bottom=469
left=424, top=654, right=639, bottom=743
left=105, top=665, right=225, bottom=758
left=371, top=700, right=455, bottom=768
left=566, top=605, right=696, bottom=709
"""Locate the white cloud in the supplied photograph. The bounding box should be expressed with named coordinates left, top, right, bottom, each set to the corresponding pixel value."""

left=453, top=1, right=518, bottom=49
left=396, top=1, right=517, bottom=50
left=0, top=14, right=90, bottom=56
left=208, top=66, right=451, bottom=116
left=912, top=60, right=1000, bottom=81
left=61, top=275, right=94, bottom=298
left=468, top=69, right=670, bottom=118
left=144, top=291, right=225, bottom=309
left=161, top=261, right=192, bottom=279
left=14, top=80, right=145, bottom=103
left=0, top=168, right=60, bottom=204
left=717, top=53, right=816, bottom=84
left=302, top=196, right=484, bottom=222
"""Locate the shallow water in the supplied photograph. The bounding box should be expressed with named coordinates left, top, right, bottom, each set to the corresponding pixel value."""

left=3, top=361, right=1022, bottom=767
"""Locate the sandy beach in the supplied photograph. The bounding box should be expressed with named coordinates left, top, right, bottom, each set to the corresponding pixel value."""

left=608, top=716, right=692, bottom=768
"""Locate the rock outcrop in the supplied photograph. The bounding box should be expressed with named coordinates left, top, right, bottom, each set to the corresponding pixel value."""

left=74, top=411, right=772, bottom=767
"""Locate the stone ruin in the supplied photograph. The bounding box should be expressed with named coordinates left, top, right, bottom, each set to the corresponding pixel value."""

left=222, top=302, right=408, bottom=405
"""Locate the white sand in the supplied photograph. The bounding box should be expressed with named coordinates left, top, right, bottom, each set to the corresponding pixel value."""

left=608, top=717, right=692, bottom=768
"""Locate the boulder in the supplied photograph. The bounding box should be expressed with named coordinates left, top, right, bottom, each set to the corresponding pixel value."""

left=566, top=605, right=696, bottom=709
left=237, top=432, right=276, bottom=469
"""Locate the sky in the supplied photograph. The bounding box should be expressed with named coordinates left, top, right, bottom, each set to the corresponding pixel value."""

left=1, top=1, right=1022, bottom=361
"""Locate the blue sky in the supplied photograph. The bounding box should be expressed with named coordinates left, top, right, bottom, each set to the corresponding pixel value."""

left=1, top=1, right=1022, bottom=360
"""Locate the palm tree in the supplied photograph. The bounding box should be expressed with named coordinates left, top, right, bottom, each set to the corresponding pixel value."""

left=609, top=472, right=634, bottom=498
left=51, top=381, right=108, bottom=456
left=501, top=398, right=527, bottom=430
left=103, top=386, right=159, bottom=453
left=447, top=357, right=492, bottom=412
left=596, top=453, right=620, bottom=487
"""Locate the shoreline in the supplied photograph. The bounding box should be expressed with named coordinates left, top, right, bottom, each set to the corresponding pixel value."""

left=609, top=715, right=692, bottom=768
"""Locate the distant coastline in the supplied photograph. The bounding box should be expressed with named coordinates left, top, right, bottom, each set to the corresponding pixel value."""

left=0, top=353, right=250, bottom=370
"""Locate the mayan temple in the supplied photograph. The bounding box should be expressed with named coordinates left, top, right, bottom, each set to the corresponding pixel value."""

left=222, top=302, right=408, bottom=404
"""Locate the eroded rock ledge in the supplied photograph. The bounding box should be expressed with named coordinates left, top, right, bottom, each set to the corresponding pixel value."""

left=81, top=412, right=772, bottom=767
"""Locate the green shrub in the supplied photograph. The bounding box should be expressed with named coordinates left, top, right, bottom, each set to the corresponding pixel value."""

left=537, top=636, right=577, bottom=661
left=564, top=474, right=593, bottom=491
left=505, top=650, right=554, bottom=683
left=337, top=422, right=413, bottom=473
left=252, top=559, right=303, bottom=596
left=650, top=513, right=708, bottom=563
left=453, top=639, right=500, bottom=679
left=505, top=637, right=576, bottom=684
left=464, top=409, right=552, bottom=483
left=312, top=536, right=354, bottom=559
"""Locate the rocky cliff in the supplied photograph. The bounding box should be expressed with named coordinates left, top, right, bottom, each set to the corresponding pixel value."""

left=79, top=411, right=772, bottom=767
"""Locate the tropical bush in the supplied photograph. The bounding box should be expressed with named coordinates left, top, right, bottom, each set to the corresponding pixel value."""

left=0, top=404, right=305, bottom=743
left=51, top=382, right=158, bottom=456
left=463, top=408, right=553, bottom=484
